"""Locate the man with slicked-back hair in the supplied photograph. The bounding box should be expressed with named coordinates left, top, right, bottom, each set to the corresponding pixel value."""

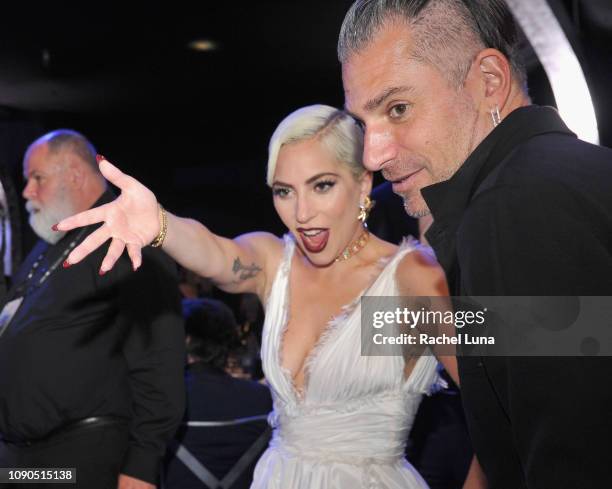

left=339, top=1, right=612, bottom=488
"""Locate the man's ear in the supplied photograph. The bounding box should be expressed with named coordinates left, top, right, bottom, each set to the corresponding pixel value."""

left=473, top=48, right=512, bottom=113
left=66, top=158, right=86, bottom=189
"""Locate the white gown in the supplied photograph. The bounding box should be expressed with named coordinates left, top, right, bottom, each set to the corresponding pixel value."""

left=252, top=234, right=440, bottom=489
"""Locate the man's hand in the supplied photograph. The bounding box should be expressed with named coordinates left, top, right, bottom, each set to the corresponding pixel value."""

left=117, top=474, right=156, bottom=489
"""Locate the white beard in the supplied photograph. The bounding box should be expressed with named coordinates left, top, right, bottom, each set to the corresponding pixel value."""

left=26, top=194, right=75, bottom=245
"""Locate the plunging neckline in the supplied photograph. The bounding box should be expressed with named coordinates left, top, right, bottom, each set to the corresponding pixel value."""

left=277, top=240, right=403, bottom=403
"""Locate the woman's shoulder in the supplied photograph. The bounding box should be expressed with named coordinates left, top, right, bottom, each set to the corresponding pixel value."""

left=369, top=234, right=429, bottom=264
left=394, top=240, right=448, bottom=296
left=235, top=231, right=285, bottom=257
left=235, top=231, right=287, bottom=276
left=367, top=234, right=399, bottom=262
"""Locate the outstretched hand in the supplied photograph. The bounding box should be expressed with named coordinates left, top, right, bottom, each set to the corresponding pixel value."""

left=56, top=157, right=160, bottom=273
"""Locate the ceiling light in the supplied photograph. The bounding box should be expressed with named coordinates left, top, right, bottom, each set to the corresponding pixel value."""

left=187, top=40, right=218, bottom=52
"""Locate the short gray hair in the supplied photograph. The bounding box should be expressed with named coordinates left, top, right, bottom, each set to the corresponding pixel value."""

left=266, top=104, right=365, bottom=186
left=28, top=129, right=99, bottom=171
left=338, top=0, right=526, bottom=89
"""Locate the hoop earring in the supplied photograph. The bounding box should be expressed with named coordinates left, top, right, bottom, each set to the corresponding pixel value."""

left=490, top=105, right=502, bottom=128
left=358, top=195, right=374, bottom=223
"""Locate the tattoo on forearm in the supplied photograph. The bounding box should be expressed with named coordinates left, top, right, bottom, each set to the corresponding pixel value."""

left=232, top=257, right=262, bottom=282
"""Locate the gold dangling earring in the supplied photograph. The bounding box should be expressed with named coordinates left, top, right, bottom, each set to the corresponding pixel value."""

left=358, top=195, right=374, bottom=223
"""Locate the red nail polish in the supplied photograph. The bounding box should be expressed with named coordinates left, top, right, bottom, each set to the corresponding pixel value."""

left=63, top=260, right=71, bottom=268
left=99, top=269, right=107, bottom=276
left=96, top=154, right=105, bottom=164
left=51, top=224, right=58, bottom=231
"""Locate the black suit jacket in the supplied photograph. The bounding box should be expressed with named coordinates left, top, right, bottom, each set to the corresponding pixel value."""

left=423, top=106, right=612, bottom=489
left=0, top=190, right=186, bottom=483
left=163, top=363, right=272, bottom=489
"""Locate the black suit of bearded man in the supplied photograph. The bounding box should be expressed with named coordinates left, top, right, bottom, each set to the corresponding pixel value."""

left=0, top=190, right=186, bottom=488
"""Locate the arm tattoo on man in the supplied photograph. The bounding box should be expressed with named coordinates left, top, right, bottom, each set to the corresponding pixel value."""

left=232, top=257, right=262, bottom=282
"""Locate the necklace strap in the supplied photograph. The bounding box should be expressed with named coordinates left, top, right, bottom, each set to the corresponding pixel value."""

left=15, top=228, right=87, bottom=297
left=335, top=228, right=370, bottom=262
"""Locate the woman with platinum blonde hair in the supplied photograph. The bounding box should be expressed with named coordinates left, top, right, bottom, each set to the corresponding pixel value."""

left=56, top=104, right=478, bottom=488
left=266, top=105, right=365, bottom=185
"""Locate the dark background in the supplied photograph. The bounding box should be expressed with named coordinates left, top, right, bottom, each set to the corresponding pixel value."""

left=1, top=0, right=611, bottom=250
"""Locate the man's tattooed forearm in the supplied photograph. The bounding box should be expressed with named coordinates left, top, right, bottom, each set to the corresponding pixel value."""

left=232, top=257, right=262, bottom=282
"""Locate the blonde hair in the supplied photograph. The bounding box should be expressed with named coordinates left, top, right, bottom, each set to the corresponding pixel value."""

left=266, top=104, right=365, bottom=186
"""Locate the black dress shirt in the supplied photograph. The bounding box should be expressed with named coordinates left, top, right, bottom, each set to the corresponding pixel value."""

left=0, top=190, right=186, bottom=484
left=422, top=106, right=612, bottom=488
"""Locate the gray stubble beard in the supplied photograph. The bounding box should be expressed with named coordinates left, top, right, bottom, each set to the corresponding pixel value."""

left=402, top=199, right=431, bottom=218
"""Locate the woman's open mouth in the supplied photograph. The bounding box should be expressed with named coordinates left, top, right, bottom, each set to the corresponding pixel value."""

left=297, top=228, right=329, bottom=253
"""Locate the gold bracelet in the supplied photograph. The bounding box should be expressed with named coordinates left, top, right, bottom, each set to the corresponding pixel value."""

left=150, top=204, right=167, bottom=248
